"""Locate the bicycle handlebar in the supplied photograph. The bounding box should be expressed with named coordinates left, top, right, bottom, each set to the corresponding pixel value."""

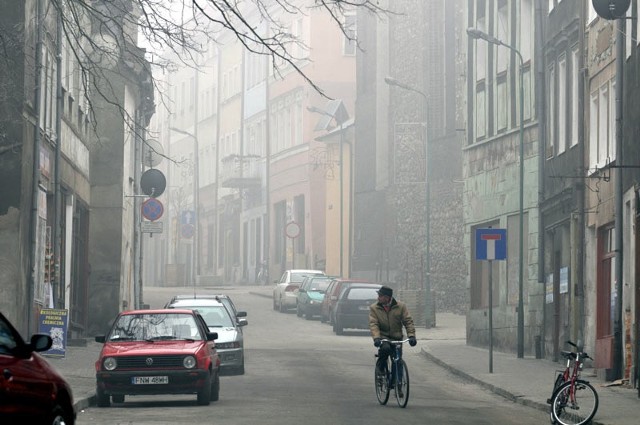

left=379, top=338, right=411, bottom=345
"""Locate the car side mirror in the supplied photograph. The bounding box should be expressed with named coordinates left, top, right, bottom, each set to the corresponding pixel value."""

left=237, top=319, right=248, bottom=327
left=95, top=335, right=106, bottom=343
left=29, top=334, right=53, bottom=352
left=208, top=332, right=218, bottom=341
left=236, top=311, right=247, bottom=318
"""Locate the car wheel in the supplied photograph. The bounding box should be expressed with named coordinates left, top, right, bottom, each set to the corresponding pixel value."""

left=210, top=370, right=220, bottom=402
left=273, top=297, right=278, bottom=310
left=335, top=318, right=344, bottom=335
left=49, top=405, right=73, bottom=425
left=304, top=311, right=313, bottom=320
left=279, top=298, right=286, bottom=313
left=96, top=386, right=111, bottom=407
left=320, top=313, right=327, bottom=323
left=296, top=305, right=302, bottom=317
left=197, top=372, right=212, bottom=405
left=112, top=394, right=125, bottom=403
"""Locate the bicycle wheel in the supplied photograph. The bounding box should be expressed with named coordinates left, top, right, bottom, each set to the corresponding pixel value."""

left=551, top=380, right=599, bottom=425
left=374, top=358, right=390, bottom=405
left=394, top=359, right=410, bottom=408
left=548, top=374, right=565, bottom=424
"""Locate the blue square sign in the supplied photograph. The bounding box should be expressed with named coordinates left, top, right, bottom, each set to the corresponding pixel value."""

left=475, top=228, right=507, bottom=261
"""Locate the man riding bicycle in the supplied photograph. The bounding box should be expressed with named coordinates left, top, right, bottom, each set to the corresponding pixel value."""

left=369, top=285, right=417, bottom=397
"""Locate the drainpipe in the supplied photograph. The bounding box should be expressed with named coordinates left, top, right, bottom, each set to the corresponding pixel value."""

left=29, top=0, right=44, bottom=333
left=534, top=0, right=546, bottom=358
left=54, top=5, right=63, bottom=309
left=613, top=17, right=624, bottom=381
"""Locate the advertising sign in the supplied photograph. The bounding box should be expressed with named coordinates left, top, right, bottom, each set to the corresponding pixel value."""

left=38, top=308, right=68, bottom=357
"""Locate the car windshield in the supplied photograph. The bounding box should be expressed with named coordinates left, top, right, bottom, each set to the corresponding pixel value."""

left=308, top=279, right=331, bottom=292
left=291, top=272, right=320, bottom=283
left=188, top=306, right=234, bottom=328
left=108, top=313, right=200, bottom=341
left=345, top=288, right=379, bottom=300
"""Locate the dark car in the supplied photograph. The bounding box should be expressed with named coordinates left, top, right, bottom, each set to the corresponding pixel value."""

left=94, top=309, right=220, bottom=407
left=0, top=311, right=75, bottom=425
left=296, top=275, right=333, bottom=320
left=320, top=278, right=371, bottom=325
left=332, top=283, right=382, bottom=335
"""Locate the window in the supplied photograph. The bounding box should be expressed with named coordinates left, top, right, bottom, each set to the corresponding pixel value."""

left=547, top=64, right=555, bottom=158
left=557, top=55, right=567, bottom=154
left=496, top=73, right=508, bottom=131
left=588, top=78, right=617, bottom=171
left=570, top=46, right=579, bottom=147
left=343, top=14, right=357, bottom=56
left=476, top=83, right=487, bottom=139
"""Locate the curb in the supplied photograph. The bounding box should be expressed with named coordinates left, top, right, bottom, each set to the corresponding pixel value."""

left=419, top=348, right=610, bottom=425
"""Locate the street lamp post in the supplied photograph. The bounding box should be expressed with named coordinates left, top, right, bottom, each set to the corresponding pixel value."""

left=384, top=76, right=432, bottom=329
left=169, top=127, right=199, bottom=290
left=467, top=27, right=525, bottom=358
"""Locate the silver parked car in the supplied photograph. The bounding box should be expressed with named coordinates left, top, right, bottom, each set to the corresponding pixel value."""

left=272, top=269, right=325, bottom=313
left=165, top=297, right=246, bottom=375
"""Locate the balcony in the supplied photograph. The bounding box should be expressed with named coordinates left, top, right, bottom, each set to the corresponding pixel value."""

left=220, top=154, right=263, bottom=188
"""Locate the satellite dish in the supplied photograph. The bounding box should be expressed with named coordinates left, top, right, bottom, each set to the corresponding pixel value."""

left=140, top=169, right=166, bottom=198
left=143, top=139, right=164, bottom=167
left=592, top=0, right=630, bottom=20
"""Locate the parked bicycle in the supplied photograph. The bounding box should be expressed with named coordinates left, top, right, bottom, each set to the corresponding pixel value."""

left=547, top=340, right=599, bottom=425
left=374, top=338, right=412, bottom=408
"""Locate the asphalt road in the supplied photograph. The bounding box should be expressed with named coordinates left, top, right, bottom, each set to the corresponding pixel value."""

left=76, top=285, right=548, bottom=425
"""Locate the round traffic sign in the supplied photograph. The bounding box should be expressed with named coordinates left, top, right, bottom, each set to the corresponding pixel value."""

left=181, top=223, right=194, bottom=239
left=285, top=221, right=300, bottom=239
left=142, top=198, right=164, bottom=221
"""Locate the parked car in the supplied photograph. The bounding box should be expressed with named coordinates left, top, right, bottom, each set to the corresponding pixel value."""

left=0, top=311, right=76, bottom=424
left=296, top=275, right=333, bottom=319
left=332, top=283, right=382, bottom=335
left=94, top=308, right=220, bottom=407
left=272, top=269, right=325, bottom=312
left=165, top=297, right=246, bottom=375
left=320, top=278, right=371, bottom=324
left=164, top=294, right=248, bottom=328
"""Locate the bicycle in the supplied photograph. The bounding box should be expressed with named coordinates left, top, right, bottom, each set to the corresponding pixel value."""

left=374, top=338, right=411, bottom=408
left=547, top=340, right=599, bottom=425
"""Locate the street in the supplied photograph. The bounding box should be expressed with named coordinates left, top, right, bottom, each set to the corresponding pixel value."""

left=76, top=286, right=547, bottom=424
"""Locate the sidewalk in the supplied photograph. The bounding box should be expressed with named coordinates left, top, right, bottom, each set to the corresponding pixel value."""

left=415, top=313, right=639, bottom=425
left=45, top=298, right=638, bottom=423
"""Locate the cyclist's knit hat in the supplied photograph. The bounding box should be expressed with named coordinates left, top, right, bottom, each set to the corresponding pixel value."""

left=377, top=286, right=393, bottom=297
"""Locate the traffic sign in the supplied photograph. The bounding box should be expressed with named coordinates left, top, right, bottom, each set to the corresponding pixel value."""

left=181, top=210, right=195, bottom=225
left=475, top=228, right=507, bottom=261
left=285, top=221, right=300, bottom=238
left=141, top=198, right=164, bottom=221
left=181, top=223, right=194, bottom=239
left=141, top=221, right=163, bottom=234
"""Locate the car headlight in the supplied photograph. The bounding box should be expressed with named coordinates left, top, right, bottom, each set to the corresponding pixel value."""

left=183, top=355, right=197, bottom=369
left=103, top=357, right=117, bottom=371
left=216, top=341, right=241, bottom=349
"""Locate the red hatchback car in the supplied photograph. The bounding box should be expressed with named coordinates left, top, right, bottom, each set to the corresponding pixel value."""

left=0, top=311, right=75, bottom=425
left=94, top=309, right=220, bottom=407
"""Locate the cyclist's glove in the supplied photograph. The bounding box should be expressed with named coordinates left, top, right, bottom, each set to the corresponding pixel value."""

left=373, top=338, right=382, bottom=347
left=408, top=336, right=417, bottom=347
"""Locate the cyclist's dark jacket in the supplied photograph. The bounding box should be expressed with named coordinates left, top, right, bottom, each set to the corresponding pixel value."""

left=369, top=298, right=416, bottom=341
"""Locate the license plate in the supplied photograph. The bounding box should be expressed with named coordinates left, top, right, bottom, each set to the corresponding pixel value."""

left=132, top=376, right=168, bottom=385
left=358, top=305, right=369, bottom=311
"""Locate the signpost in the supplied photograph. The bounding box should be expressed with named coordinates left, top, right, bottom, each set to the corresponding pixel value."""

left=285, top=221, right=300, bottom=269
left=475, top=228, right=507, bottom=373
